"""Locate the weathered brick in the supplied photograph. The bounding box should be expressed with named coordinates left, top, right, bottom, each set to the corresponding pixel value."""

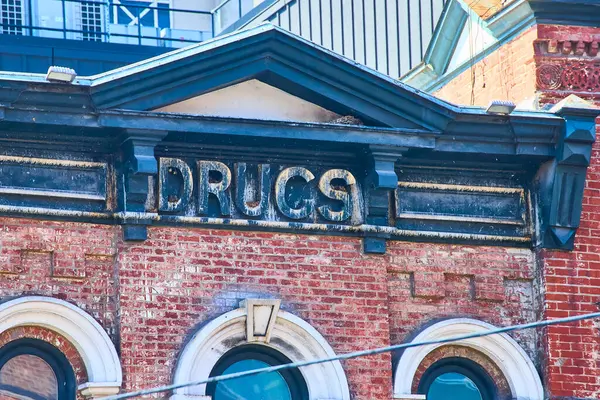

left=438, top=21, right=600, bottom=400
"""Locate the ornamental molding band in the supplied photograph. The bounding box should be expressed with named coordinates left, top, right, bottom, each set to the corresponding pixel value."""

left=536, top=61, right=600, bottom=92
left=534, top=36, right=600, bottom=93
left=535, top=38, right=600, bottom=58
left=170, top=302, right=351, bottom=400
left=0, top=24, right=597, bottom=251
left=0, top=296, right=123, bottom=399
left=393, top=318, right=543, bottom=400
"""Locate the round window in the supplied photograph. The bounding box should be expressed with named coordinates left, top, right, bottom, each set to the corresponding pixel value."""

left=206, top=345, right=308, bottom=400
left=418, top=357, right=496, bottom=400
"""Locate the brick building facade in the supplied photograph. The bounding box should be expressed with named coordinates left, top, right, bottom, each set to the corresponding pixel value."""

left=0, top=2, right=599, bottom=400
left=408, top=2, right=600, bottom=398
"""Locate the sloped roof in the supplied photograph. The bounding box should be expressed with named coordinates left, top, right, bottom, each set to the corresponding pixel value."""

left=401, top=0, right=535, bottom=92
left=401, top=0, right=600, bottom=92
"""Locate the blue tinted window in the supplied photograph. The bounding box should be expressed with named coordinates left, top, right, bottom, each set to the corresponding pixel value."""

left=427, top=372, right=482, bottom=400
left=213, top=359, right=292, bottom=400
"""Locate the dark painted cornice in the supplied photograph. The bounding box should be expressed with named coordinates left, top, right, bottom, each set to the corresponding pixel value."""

left=0, top=105, right=566, bottom=159
left=0, top=24, right=596, bottom=251
left=529, top=0, right=600, bottom=27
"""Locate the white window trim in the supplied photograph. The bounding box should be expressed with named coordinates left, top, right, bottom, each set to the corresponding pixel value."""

left=393, top=318, right=543, bottom=400
left=170, top=304, right=351, bottom=400
left=0, top=296, right=122, bottom=398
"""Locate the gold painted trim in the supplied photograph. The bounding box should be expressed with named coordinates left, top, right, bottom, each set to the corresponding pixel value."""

left=0, top=155, right=106, bottom=169
left=396, top=212, right=525, bottom=226
left=397, top=181, right=524, bottom=195
left=0, top=205, right=112, bottom=219
left=0, top=187, right=105, bottom=201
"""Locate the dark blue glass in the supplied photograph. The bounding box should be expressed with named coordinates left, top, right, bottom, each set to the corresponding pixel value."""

left=427, top=372, right=482, bottom=400
left=213, top=359, right=292, bottom=400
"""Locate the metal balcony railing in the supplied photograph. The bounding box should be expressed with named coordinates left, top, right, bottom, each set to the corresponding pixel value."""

left=0, top=0, right=254, bottom=48
left=1, top=0, right=446, bottom=78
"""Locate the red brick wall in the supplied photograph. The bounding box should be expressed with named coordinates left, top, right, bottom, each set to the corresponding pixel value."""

left=0, top=217, right=539, bottom=400
left=535, top=25, right=600, bottom=400
left=115, top=228, right=538, bottom=399
left=117, top=228, right=392, bottom=399
left=536, top=125, right=600, bottom=399
left=0, top=218, right=119, bottom=338
left=386, top=242, right=538, bottom=358
left=438, top=22, right=600, bottom=399
left=434, top=27, right=538, bottom=107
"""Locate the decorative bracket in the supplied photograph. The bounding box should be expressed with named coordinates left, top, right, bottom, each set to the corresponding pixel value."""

left=240, top=299, right=281, bottom=343
left=539, top=95, right=600, bottom=250
left=121, top=128, right=168, bottom=241
left=363, top=145, right=407, bottom=254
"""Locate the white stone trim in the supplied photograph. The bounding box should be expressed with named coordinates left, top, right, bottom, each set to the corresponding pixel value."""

left=0, top=296, right=122, bottom=397
left=241, top=299, right=280, bottom=343
left=171, top=307, right=350, bottom=400
left=393, top=318, right=543, bottom=400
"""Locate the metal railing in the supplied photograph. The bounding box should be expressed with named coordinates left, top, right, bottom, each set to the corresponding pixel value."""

left=0, top=0, right=446, bottom=78
left=262, top=0, right=447, bottom=79
left=0, top=0, right=252, bottom=47
left=211, top=0, right=254, bottom=37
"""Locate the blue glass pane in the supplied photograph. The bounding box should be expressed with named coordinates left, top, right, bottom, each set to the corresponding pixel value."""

left=214, top=359, right=292, bottom=400
left=427, top=372, right=482, bottom=400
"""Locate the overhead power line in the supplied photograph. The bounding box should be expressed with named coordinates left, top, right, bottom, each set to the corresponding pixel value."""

left=99, top=311, right=600, bottom=400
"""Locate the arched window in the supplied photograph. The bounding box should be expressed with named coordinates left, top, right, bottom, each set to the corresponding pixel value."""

left=417, top=357, right=496, bottom=400
left=172, top=301, right=350, bottom=400
left=393, top=318, right=543, bottom=400
left=0, top=296, right=123, bottom=398
left=0, top=338, right=76, bottom=400
left=206, top=345, right=308, bottom=400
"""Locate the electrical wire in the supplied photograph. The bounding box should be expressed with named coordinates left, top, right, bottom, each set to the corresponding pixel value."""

left=99, top=311, right=600, bottom=400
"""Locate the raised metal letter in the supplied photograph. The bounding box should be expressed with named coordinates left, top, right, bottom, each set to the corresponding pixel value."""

left=197, top=161, right=232, bottom=216
left=318, top=169, right=356, bottom=222
left=275, top=167, right=315, bottom=219
left=235, top=163, right=270, bottom=217
left=158, top=158, right=193, bottom=213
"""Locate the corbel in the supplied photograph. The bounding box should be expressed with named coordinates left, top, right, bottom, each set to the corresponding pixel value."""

left=363, top=145, right=407, bottom=254
left=539, top=96, right=600, bottom=250
left=121, top=128, right=168, bottom=241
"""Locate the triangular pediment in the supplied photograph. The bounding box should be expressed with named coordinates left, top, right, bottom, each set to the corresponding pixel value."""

left=89, top=25, right=458, bottom=131
left=155, top=79, right=341, bottom=123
